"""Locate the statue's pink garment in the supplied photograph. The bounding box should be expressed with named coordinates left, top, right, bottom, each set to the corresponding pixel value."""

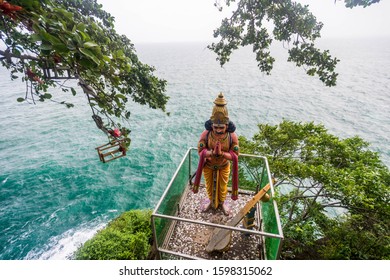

left=229, top=150, right=238, bottom=200
left=193, top=149, right=207, bottom=193
left=193, top=148, right=239, bottom=201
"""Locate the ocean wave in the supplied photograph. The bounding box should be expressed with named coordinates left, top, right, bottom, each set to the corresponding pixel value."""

left=24, top=222, right=106, bottom=260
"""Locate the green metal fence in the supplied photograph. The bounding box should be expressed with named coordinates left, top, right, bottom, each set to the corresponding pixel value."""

left=152, top=148, right=283, bottom=259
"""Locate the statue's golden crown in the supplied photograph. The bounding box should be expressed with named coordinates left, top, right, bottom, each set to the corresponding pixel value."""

left=210, top=92, right=229, bottom=125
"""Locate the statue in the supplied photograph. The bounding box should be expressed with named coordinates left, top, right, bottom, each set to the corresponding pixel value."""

left=193, top=92, right=239, bottom=216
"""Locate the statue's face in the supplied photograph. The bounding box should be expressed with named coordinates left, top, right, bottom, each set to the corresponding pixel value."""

left=212, top=124, right=227, bottom=135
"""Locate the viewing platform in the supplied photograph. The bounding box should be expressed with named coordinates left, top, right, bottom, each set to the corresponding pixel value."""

left=152, top=148, right=283, bottom=260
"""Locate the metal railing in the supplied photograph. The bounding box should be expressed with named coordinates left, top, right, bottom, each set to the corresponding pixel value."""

left=151, top=148, right=283, bottom=260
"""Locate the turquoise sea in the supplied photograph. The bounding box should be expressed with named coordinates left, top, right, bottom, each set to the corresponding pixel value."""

left=0, top=37, right=389, bottom=259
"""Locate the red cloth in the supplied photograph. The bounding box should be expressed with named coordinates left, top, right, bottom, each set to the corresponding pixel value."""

left=193, top=149, right=207, bottom=193
left=229, top=150, right=239, bottom=200
left=113, top=128, right=121, bottom=137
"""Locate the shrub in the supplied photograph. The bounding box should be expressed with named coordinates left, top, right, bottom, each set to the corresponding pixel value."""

left=74, top=209, right=153, bottom=260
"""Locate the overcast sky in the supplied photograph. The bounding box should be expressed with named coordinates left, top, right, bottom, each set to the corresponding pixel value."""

left=97, top=0, right=390, bottom=43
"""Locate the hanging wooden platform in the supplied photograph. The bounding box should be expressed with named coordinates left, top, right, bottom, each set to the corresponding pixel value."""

left=42, top=64, right=77, bottom=80
left=96, top=139, right=126, bottom=163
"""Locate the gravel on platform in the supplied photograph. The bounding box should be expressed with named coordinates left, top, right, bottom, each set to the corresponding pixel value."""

left=164, top=185, right=264, bottom=260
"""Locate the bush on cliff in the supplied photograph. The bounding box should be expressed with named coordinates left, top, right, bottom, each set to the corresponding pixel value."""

left=74, top=209, right=152, bottom=260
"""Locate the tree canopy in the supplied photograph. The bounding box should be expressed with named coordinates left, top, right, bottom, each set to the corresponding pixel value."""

left=210, top=0, right=381, bottom=87
left=0, top=0, right=169, bottom=150
left=239, top=120, right=390, bottom=259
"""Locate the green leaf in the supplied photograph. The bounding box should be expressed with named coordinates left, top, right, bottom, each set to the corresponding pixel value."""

left=12, top=48, right=21, bottom=56
left=40, top=32, right=62, bottom=46
left=17, top=97, right=25, bottom=102
left=79, top=58, right=94, bottom=68
left=79, top=48, right=100, bottom=65
left=115, top=94, right=126, bottom=100
left=53, top=43, right=69, bottom=53
left=76, top=23, right=86, bottom=32
left=30, top=34, right=42, bottom=43
left=77, top=30, right=89, bottom=41
left=102, top=55, right=111, bottom=62
left=83, top=42, right=99, bottom=49
left=114, top=49, right=125, bottom=59
left=40, top=43, right=53, bottom=51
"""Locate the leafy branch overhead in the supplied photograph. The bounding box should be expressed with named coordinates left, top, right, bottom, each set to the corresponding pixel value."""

left=210, top=0, right=380, bottom=86
left=0, top=0, right=169, bottom=148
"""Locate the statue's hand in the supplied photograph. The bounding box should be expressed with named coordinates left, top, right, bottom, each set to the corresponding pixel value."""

left=215, top=141, right=222, bottom=156
left=213, top=143, right=219, bottom=156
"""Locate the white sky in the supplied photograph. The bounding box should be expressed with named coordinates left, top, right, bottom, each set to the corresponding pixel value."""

left=97, top=0, right=390, bottom=43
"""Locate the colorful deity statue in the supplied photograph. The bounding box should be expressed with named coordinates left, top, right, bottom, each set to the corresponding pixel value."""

left=193, top=92, right=239, bottom=215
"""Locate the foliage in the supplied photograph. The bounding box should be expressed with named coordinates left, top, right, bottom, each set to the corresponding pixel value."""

left=0, top=0, right=168, bottom=149
left=320, top=214, right=390, bottom=259
left=237, top=157, right=266, bottom=191
left=239, top=120, right=390, bottom=259
left=344, top=0, right=380, bottom=8
left=210, top=0, right=381, bottom=86
left=73, top=209, right=153, bottom=260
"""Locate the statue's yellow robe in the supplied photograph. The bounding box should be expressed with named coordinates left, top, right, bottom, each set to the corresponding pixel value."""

left=203, top=164, right=230, bottom=209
